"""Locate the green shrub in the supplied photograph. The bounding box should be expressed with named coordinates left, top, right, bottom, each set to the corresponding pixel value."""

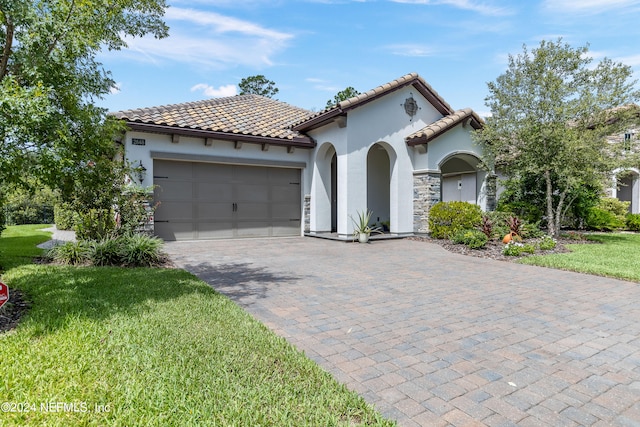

left=502, top=241, right=536, bottom=256
left=428, top=201, right=482, bottom=239
left=626, top=213, right=640, bottom=232
left=586, top=198, right=629, bottom=231
left=120, top=234, right=165, bottom=267
left=54, top=203, right=78, bottom=230
left=599, top=197, right=630, bottom=218
left=586, top=208, right=625, bottom=231
left=75, top=209, right=116, bottom=241
left=520, top=221, right=545, bottom=239
left=91, top=237, right=123, bottom=266
left=451, top=229, right=488, bottom=249
left=537, top=235, right=557, bottom=251
left=484, top=211, right=513, bottom=239
left=48, top=241, right=91, bottom=265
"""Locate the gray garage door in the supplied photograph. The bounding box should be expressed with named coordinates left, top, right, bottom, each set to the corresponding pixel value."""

left=153, top=160, right=302, bottom=240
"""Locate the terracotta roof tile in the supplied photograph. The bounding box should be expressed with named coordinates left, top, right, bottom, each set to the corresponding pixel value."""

left=406, top=108, right=484, bottom=145
left=112, top=95, right=313, bottom=142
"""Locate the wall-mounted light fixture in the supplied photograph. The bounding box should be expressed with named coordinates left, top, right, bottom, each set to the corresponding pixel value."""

left=134, top=160, right=147, bottom=184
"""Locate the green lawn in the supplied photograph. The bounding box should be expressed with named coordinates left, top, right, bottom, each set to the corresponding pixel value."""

left=0, top=224, right=52, bottom=271
left=519, top=233, right=640, bottom=282
left=0, top=226, right=393, bottom=426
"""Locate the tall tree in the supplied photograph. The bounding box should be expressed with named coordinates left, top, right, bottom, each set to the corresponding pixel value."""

left=326, top=86, right=360, bottom=107
left=0, top=0, right=169, bottom=215
left=238, top=75, right=279, bottom=98
left=477, top=39, right=640, bottom=236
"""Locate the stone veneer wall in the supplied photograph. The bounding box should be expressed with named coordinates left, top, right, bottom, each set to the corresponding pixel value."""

left=303, top=195, right=311, bottom=233
left=413, top=172, right=441, bottom=234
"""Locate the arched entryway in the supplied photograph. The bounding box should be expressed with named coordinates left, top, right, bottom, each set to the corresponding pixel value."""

left=440, top=153, right=482, bottom=204
left=367, top=143, right=391, bottom=231
left=312, top=142, right=338, bottom=233
left=617, top=169, right=640, bottom=214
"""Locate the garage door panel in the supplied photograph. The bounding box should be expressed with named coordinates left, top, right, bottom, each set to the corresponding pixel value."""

left=272, top=202, right=300, bottom=219
left=235, top=165, right=268, bottom=183
left=197, top=222, right=235, bottom=239
left=195, top=163, right=232, bottom=180
left=153, top=160, right=301, bottom=240
left=155, top=222, right=193, bottom=241
left=197, top=202, right=233, bottom=220
left=236, top=184, right=269, bottom=202
left=236, top=203, right=269, bottom=220
left=155, top=201, right=193, bottom=221
left=272, top=185, right=300, bottom=202
left=155, top=160, right=192, bottom=179
left=196, top=182, right=232, bottom=201
left=269, top=168, right=299, bottom=184
left=237, top=222, right=270, bottom=238
left=155, top=182, right=194, bottom=201
left=272, top=221, right=300, bottom=236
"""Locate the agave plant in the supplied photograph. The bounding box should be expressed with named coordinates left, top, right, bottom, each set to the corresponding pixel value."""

left=350, top=209, right=382, bottom=241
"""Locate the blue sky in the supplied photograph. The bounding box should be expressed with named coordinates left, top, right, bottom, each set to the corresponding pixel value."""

left=98, top=0, right=640, bottom=117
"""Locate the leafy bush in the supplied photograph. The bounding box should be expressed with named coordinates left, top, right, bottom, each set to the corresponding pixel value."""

left=429, top=201, right=482, bottom=239
left=506, top=216, right=523, bottom=236
left=48, top=234, right=165, bottom=267
left=75, top=209, right=116, bottom=241
left=485, top=211, right=512, bottom=239
left=537, top=235, right=557, bottom=251
left=54, top=203, right=78, bottom=230
left=627, top=213, right=640, bottom=232
left=480, top=215, right=493, bottom=238
left=451, top=229, right=488, bottom=249
left=48, top=241, right=91, bottom=265
left=3, top=186, right=58, bottom=225
left=502, top=241, right=536, bottom=256
left=586, top=198, right=629, bottom=231
left=520, top=221, right=545, bottom=239
left=120, top=234, right=165, bottom=267
left=91, top=237, right=123, bottom=266
left=586, top=208, right=625, bottom=231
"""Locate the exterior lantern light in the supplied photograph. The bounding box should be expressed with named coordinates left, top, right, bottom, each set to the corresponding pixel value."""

left=135, top=160, right=147, bottom=184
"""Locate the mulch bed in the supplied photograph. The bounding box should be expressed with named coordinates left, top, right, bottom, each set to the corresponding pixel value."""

left=408, top=235, right=593, bottom=262
left=0, top=289, right=31, bottom=334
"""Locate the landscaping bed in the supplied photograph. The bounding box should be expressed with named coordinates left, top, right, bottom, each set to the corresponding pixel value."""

left=410, top=235, right=580, bottom=262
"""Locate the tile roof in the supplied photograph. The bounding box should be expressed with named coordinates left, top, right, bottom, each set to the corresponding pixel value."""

left=406, top=108, right=484, bottom=146
left=291, top=72, right=455, bottom=131
left=112, top=95, right=315, bottom=146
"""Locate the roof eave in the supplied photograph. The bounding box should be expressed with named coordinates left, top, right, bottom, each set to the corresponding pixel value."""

left=124, top=121, right=316, bottom=149
left=406, top=111, right=483, bottom=146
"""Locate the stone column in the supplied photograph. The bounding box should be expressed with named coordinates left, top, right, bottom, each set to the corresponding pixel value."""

left=413, top=172, right=441, bottom=234
left=303, top=195, right=311, bottom=233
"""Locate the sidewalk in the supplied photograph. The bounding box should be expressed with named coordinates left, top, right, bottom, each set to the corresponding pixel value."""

left=37, top=226, right=76, bottom=249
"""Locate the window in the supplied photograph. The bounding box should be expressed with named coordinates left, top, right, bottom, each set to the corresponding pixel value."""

left=624, top=132, right=634, bottom=151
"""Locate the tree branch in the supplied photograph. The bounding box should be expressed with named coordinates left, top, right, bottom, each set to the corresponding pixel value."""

left=45, top=0, right=76, bottom=58
left=0, top=15, right=14, bottom=79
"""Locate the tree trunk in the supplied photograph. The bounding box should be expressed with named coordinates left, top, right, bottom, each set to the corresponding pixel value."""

left=544, top=170, right=557, bottom=237
left=554, top=190, right=567, bottom=238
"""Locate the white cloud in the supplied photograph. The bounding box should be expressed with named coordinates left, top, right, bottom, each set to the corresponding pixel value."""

left=110, top=82, right=121, bottom=95
left=542, top=0, right=640, bottom=13
left=164, top=8, right=292, bottom=42
left=191, top=83, right=238, bottom=97
left=617, top=54, right=640, bottom=68
left=115, top=8, right=293, bottom=69
left=389, top=0, right=513, bottom=16
left=383, top=43, right=436, bottom=57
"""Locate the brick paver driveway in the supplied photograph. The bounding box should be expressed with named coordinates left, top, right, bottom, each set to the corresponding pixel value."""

left=165, top=237, right=640, bottom=426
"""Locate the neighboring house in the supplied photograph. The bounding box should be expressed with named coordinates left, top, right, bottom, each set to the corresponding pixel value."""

left=112, top=73, right=490, bottom=241
left=608, top=125, right=640, bottom=213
